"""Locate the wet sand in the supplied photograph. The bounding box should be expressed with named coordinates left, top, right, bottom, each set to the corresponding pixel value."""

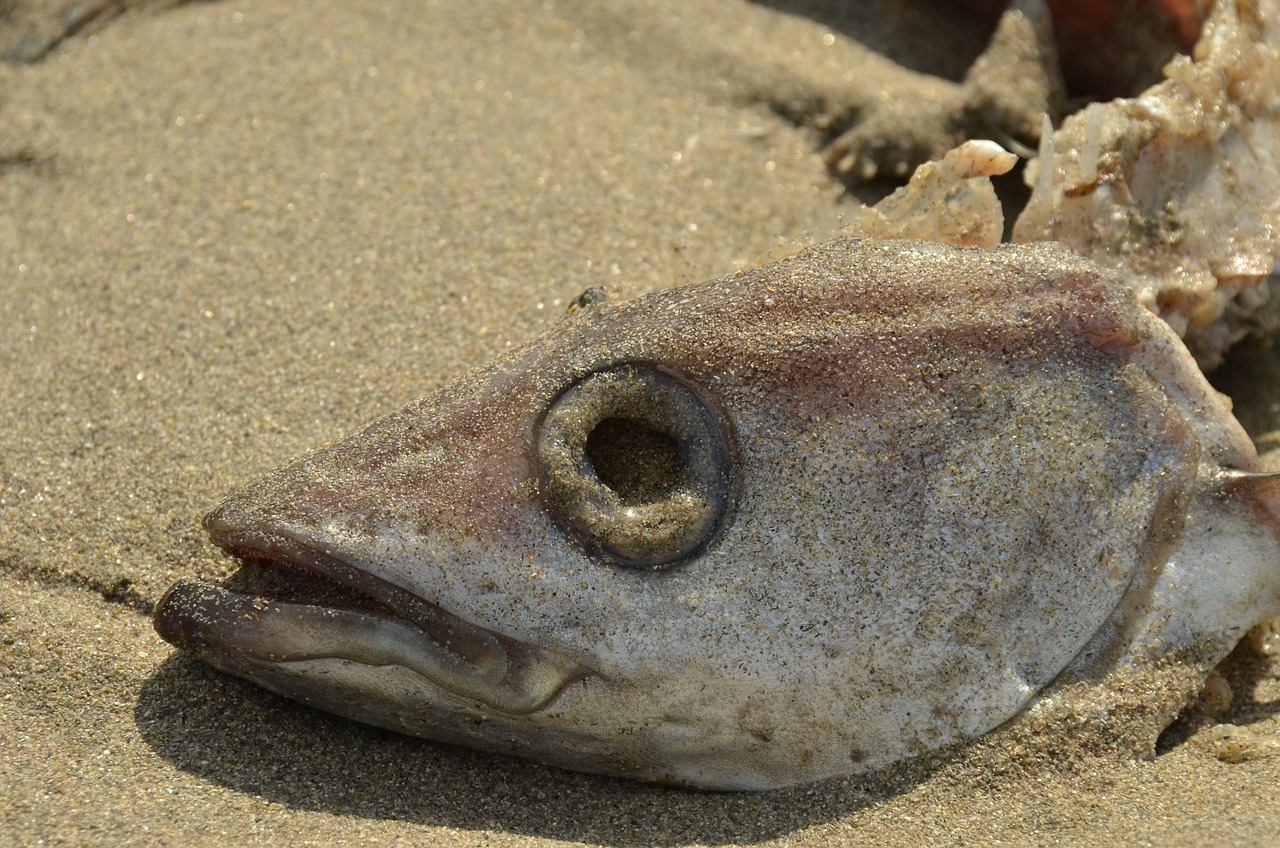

left=2, top=1, right=1278, bottom=845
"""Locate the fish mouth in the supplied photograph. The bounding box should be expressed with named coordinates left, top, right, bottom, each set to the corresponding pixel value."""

left=154, top=516, right=591, bottom=716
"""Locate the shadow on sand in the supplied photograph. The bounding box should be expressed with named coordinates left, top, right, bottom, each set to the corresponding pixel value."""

left=134, top=655, right=901, bottom=846
left=135, top=631, right=1280, bottom=844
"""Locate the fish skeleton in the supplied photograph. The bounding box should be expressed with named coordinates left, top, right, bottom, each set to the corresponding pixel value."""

left=154, top=237, right=1280, bottom=789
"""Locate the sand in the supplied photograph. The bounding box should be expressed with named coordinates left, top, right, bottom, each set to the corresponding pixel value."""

left=1, top=1, right=1277, bottom=845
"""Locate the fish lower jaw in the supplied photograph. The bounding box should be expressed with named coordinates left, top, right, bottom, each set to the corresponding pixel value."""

left=153, top=575, right=591, bottom=717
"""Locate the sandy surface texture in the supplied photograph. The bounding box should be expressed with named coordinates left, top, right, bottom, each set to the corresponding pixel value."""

left=2, top=1, right=1278, bottom=845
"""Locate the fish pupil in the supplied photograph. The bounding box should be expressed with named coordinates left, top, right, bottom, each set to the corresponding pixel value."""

left=585, top=417, right=683, bottom=505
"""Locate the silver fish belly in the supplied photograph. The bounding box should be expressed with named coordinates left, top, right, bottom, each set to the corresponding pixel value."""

left=154, top=237, right=1280, bottom=790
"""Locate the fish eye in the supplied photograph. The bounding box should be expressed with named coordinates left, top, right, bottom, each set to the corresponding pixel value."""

left=538, top=364, right=731, bottom=569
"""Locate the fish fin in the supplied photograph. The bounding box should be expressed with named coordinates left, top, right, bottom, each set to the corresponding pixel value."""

left=1221, top=468, right=1280, bottom=551
left=1220, top=467, right=1280, bottom=488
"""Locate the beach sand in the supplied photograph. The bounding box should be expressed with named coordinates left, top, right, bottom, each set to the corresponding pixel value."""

left=2, top=1, right=1277, bottom=845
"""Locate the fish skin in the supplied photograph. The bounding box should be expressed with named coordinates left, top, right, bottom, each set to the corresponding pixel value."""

left=154, top=237, right=1280, bottom=790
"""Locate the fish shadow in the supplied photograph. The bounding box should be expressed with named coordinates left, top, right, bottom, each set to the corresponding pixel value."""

left=135, top=655, right=891, bottom=845
left=136, top=646, right=1280, bottom=842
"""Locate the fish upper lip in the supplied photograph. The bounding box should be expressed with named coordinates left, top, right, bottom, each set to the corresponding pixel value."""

left=209, top=516, right=505, bottom=669
left=154, top=510, right=593, bottom=715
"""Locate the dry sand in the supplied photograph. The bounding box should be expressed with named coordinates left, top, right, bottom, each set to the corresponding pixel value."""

left=1, top=1, right=1278, bottom=845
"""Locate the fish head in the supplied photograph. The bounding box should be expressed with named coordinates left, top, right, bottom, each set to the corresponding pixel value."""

left=154, top=238, right=1280, bottom=789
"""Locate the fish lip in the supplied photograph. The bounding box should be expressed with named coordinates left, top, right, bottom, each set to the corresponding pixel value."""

left=203, top=514, right=493, bottom=666
left=153, top=510, right=593, bottom=716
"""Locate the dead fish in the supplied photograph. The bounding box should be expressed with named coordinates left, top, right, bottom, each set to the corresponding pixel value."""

left=154, top=238, right=1280, bottom=790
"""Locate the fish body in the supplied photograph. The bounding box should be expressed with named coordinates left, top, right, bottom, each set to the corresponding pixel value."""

left=155, top=238, right=1280, bottom=789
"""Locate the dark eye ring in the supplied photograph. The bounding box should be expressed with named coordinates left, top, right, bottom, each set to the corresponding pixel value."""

left=538, top=364, right=732, bottom=569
